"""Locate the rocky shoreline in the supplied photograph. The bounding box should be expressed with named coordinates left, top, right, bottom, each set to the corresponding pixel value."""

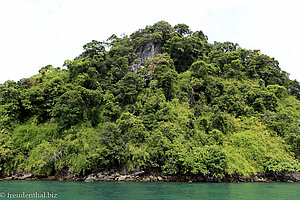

left=1, top=171, right=299, bottom=183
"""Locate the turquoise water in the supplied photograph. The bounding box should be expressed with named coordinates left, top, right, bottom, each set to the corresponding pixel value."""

left=0, top=181, right=299, bottom=200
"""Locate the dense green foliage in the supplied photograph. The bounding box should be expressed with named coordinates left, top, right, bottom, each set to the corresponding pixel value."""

left=0, top=21, right=299, bottom=178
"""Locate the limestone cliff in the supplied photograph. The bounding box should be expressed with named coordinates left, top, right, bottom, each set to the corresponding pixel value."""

left=132, top=41, right=162, bottom=72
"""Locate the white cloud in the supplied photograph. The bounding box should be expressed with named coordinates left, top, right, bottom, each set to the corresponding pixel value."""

left=0, top=0, right=299, bottom=83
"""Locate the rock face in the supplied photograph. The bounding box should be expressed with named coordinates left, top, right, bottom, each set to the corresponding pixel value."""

left=132, top=42, right=162, bottom=72
left=84, top=175, right=95, bottom=183
left=256, top=171, right=300, bottom=183
left=1, top=170, right=300, bottom=183
left=136, top=42, right=162, bottom=65
left=81, top=171, right=300, bottom=183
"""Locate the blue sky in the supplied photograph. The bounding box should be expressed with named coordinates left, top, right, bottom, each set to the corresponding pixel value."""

left=0, top=0, right=299, bottom=83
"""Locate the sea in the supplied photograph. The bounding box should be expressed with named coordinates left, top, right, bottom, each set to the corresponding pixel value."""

left=0, top=181, right=299, bottom=200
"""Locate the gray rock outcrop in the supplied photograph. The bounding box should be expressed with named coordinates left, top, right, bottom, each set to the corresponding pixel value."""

left=132, top=42, right=162, bottom=72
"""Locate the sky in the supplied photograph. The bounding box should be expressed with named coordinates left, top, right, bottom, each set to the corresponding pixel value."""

left=0, top=0, right=299, bottom=83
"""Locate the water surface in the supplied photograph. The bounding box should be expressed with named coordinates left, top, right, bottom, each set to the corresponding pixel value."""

left=0, top=181, right=299, bottom=200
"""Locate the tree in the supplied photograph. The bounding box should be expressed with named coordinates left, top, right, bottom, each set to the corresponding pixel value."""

left=150, top=21, right=174, bottom=41
left=164, top=35, right=208, bottom=73
left=51, top=90, right=85, bottom=127
left=174, top=23, right=190, bottom=36
left=78, top=40, right=106, bottom=59
left=0, top=21, right=299, bottom=178
left=0, top=81, right=21, bottom=129
left=115, top=72, right=144, bottom=106
left=149, top=53, right=178, bottom=100
left=27, top=141, right=63, bottom=175
left=190, top=60, right=217, bottom=78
